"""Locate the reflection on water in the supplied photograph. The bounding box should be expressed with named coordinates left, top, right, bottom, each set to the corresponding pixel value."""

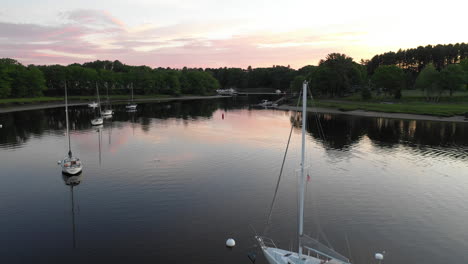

left=0, top=97, right=467, bottom=264
left=290, top=113, right=468, bottom=160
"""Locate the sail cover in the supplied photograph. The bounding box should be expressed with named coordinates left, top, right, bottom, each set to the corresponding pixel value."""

left=300, top=235, right=351, bottom=264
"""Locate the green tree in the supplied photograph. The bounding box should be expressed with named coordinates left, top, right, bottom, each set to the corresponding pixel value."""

left=415, top=63, right=441, bottom=101
left=460, top=58, right=468, bottom=90
left=26, top=65, right=47, bottom=96
left=0, top=64, right=12, bottom=98
left=439, top=64, right=465, bottom=95
left=312, top=53, right=362, bottom=97
left=290, top=75, right=306, bottom=93
left=371, top=65, right=405, bottom=98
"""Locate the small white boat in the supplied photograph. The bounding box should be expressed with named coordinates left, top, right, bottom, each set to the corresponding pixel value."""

left=126, top=104, right=137, bottom=110
left=126, top=83, right=137, bottom=109
left=260, top=99, right=273, bottom=106
left=102, top=109, right=113, bottom=116
left=61, top=156, right=83, bottom=175
left=88, top=102, right=98, bottom=108
left=91, top=83, right=104, bottom=125
left=216, top=88, right=237, bottom=95
left=60, top=81, right=83, bottom=175
left=91, top=117, right=103, bottom=126
left=102, top=83, right=113, bottom=117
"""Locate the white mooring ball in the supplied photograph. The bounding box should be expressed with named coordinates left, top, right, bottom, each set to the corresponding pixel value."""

left=226, top=238, right=236, bottom=247
left=375, top=253, right=384, bottom=260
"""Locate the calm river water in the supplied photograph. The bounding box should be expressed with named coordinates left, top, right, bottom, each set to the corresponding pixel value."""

left=1, top=97, right=467, bottom=264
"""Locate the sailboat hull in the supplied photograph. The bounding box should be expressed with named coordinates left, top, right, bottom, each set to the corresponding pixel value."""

left=102, top=110, right=113, bottom=116
left=61, top=158, right=83, bottom=175
left=260, top=246, right=323, bottom=264
left=62, top=166, right=83, bottom=175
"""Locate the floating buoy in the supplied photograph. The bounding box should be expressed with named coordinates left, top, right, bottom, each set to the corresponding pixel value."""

left=57, top=160, right=62, bottom=165
left=0, top=124, right=2, bottom=128
left=226, top=238, right=236, bottom=247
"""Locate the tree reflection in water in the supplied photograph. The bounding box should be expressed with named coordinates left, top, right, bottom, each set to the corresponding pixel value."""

left=291, top=112, right=468, bottom=159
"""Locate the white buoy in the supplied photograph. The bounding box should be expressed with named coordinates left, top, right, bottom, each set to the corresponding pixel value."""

left=0, top=124, right=2, bottom=128
left=226, top=238, right=236, bottom=247
left=57, top=160, right=62, bottom=165
left=375, top=253, right=384, bottom=260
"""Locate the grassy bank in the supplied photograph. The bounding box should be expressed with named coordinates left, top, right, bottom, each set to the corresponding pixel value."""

left=342, top=90, right=468, bottom=103
left=307, top=89, right=468, bottom=117
left=313, top=101, right=468, bottom=117
left=0, top=94, right=176, bottom=105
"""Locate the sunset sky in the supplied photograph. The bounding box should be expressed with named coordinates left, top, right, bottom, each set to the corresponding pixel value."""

left=1, top=0, right=466, bottom=69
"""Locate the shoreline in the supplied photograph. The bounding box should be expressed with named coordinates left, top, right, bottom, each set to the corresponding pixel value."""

left=0, top=95, right=230, bottom=114
left=278, top=105, right=468, bottom=123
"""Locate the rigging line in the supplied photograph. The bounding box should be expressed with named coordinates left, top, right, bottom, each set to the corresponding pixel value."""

left=345, top=233, right=354, bottom=264
left=306, top=87, right=336, bottom=251
left=262, top=90, right=302, bottom=236
left=307, top=87, right=326, bottom=142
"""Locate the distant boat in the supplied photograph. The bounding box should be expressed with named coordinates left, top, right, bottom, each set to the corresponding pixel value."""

left=91, top=83, right=103, bottom=126
left=102, top=83, right=113, bottom=117
left=88, top=102, right=98, bottom=108
left=260, top=99, right=273, bottom=106
left=255, top=81, right=351, bottom=264
left=126, top=83, right=137, bottom=110
left=216, top=88, right=237, bottom=95
left=60, top=81, right=83, bottom=175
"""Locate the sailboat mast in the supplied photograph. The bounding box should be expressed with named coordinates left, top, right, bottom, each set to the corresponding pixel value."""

left=298, top=81, right=308, bottom=257
left=106, top=83, right=109, bottom=109
left=96, top=82, right=101, bottom=116
left=65, top=81, right=72, bottom=158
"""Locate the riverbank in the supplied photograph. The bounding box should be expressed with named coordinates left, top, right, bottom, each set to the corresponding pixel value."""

left=0, top=95, right=229, bottom=113
left=278, top=105, right=468, bottom=123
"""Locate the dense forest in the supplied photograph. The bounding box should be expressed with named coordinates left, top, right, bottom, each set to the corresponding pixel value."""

left=0, top=43, right=467, bottom=100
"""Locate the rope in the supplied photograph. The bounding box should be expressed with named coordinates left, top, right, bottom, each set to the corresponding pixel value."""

left=262, top=90, right=302, bottom=236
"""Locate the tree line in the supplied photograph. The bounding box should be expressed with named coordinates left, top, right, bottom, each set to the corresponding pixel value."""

left=0, top=59, right=221, bottom=98
left=0, top=42, right=467, bottom=100
left=365, top=43, right=468, bottom=74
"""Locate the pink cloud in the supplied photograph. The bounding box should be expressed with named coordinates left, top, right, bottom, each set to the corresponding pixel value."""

left=0, top=9, right=367, bottom=68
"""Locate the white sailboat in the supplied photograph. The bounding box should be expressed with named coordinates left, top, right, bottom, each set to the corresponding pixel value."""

left=102, top=83, right=113, bottom=117
left=256, top=81, right=351, bottom=264
left=60, top=81, right=83, bottom=175
left=91, top=83, right=104, bottom=125
left=126, top=83, right=137, bottom=110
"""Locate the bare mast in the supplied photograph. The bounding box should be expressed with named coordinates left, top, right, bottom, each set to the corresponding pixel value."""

left=298, top=81, right=308, bottom=257
left=65, top=81, right=72, bottom=158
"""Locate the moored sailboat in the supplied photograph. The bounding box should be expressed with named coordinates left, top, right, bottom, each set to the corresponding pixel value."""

left=126, top=83, right=137, bottom=110
left=102, top=83, right=113, bottom=116
left=91, top=83, right=104, bottom=125
left=60, top=81, right=83, bottom=175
